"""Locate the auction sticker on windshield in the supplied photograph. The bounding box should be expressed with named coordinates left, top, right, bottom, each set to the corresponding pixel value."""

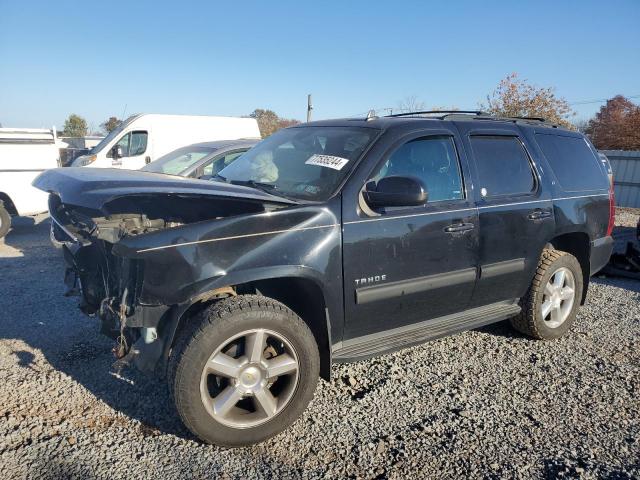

left=305, top=154, right=350, bottom=170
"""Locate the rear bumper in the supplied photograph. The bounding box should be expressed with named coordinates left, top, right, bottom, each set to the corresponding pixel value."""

left=590, top=236, right=614, bottom=275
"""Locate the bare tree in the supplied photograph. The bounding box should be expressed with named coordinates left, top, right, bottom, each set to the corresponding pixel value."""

left=397, top=95, right=427, bottom=113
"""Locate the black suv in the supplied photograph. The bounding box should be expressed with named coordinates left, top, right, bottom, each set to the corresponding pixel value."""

left=34, top=111, right=614, bottom=447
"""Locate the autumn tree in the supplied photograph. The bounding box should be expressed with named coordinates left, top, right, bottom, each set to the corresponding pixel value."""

left=584, top=95, right=640, bottom=150
left=62, top=114, right=88, bottom=137
left=101, top=116, right=122, bottom=134
left=481, top=73, right=575, bottom=128
left=249, top=109, right=300, bottom=138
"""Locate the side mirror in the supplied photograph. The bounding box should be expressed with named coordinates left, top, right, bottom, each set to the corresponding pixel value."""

left=111, top=145, right=124, bottom=159
left=363, top=175, right=428, bottom=209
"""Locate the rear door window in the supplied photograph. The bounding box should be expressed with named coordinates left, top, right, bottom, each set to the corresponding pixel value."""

left=535, top=134, right=608, bottom=191
left=470, top=135, right=535, bottom=197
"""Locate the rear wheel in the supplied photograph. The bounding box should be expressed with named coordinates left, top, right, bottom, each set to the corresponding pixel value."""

left=511, top=249, right=583, bottom=339
left=168, top=295, right=320, bottom=447
left=0, top=202, right=11, bottom=239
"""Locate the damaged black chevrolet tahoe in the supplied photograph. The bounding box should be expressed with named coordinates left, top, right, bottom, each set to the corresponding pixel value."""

left=34, top=111, right=614, bottom=447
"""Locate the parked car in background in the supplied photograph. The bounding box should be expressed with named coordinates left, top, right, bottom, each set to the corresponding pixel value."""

left=34, top=111, right=614, bottom=447
left=0, top=127, right=66, bottom=238
left=141, top=139, right=258, bottom=178
left=59, top=136, right=104, bottom=167
left=71, top=114, right=260, bottom=170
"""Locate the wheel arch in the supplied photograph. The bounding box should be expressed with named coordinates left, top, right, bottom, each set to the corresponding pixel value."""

left=546, top=231, right=591, bottom=304
left=0, top=193, right=18, bottom=215
left=168, top=273, right=333, bottom=381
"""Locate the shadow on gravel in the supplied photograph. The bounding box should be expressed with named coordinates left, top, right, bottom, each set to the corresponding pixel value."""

left=591, top=275, right=640, bottom=294
left=476, top=274, right=640, bottom=340
left=0, top=218, right=194, bottom=441
left=473, top=319, right=525, bottom=339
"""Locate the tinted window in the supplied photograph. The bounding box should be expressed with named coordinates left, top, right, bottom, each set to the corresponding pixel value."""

left=470, top=136, right=535, bottom=197
left=535, top=134, right=608, bottom=191
left=371, top=136, right=463, bottom=202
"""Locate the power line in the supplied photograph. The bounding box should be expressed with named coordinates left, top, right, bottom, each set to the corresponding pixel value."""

left=569, top=94, right=640, bottom=106
left=348, top=94, right=640, bottom=118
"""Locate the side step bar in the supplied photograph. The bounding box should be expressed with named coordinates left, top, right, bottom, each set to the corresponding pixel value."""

left=332, top=301, right=521, bottom=362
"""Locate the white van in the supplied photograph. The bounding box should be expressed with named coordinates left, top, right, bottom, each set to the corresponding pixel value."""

left=0, top=127, right=66, bottom=238
left=72, top=114, right=261, bottom=170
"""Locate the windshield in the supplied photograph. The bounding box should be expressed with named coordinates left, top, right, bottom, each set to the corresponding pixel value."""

left=89, top=114, right=140, bottom=154
left=217, top=126, right=377, bottom=201
left=142, top=146, right=215, bottom=175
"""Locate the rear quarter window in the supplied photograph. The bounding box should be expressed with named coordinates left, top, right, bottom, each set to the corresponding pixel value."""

left=535, top=134, right=609, bottom=191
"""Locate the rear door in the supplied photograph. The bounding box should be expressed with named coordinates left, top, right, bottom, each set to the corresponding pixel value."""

left=341, top=128, right=479, bottom=339
left=455, top=123, right=555, bottom=307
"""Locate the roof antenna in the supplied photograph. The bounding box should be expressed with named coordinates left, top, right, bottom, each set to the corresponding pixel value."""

left=366, top=109, right=378, bottom=121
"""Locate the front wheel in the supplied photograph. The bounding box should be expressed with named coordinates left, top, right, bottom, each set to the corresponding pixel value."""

left=511, top=249, right=584, bottom=340
left=168, top=295, right=320, bottom=447
left=0, top=202, right=11, bottom=239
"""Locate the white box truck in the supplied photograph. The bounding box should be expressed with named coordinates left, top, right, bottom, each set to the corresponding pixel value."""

left=72, top=114, right=261, bottom=170
left=0, top=127, right=66, bottom=238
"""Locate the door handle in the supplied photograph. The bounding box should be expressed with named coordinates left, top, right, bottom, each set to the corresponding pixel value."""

left=145, top=156, right=151, bottom=164
left=528, top=209, right=552, bottom=220
left=444, top=222, right=475, bottom=233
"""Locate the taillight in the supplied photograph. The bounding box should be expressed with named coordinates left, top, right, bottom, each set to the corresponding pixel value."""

left=606, top=182, right=615, bottom=237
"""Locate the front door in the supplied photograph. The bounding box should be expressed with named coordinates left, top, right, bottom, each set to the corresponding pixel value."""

left=341, top=130, right=479, bottom=340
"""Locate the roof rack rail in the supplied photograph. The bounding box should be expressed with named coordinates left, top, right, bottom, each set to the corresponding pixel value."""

left=506, top=115, right=546, bottom=122
left=386, top=110, right=485, bottom=118
left=474, top=115, right=560, bottom=128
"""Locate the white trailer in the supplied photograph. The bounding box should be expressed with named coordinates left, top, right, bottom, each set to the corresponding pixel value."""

left=0, top=127, right=66, bottom=238
left=72, top=114, right=261, bottom=170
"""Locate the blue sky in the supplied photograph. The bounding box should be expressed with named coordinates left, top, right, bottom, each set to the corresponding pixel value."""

left=1, top=0, right=638, bottom=131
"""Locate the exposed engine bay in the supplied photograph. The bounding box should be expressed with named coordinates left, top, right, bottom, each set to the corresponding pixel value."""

left=47, top=189, right=288, bottom=372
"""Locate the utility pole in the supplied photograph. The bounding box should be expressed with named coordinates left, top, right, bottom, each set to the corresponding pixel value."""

left=307, top=94, right=313, bottom=122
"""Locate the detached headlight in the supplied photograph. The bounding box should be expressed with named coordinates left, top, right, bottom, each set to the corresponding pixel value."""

left=75, top=155, right=97, bottom=167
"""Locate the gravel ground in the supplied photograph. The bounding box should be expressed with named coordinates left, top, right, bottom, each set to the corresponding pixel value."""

left=1, top=213, right=639, bottom=479
left=615, top=207, right=640, bottom=228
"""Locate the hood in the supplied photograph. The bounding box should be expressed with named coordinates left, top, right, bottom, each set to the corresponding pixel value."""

left=33, top=167, right=296, bottom=211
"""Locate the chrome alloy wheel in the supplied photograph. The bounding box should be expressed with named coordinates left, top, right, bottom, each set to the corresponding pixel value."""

left=541, top=267, right=576, bottom=328
left=199, top=328, right=299, bottom=428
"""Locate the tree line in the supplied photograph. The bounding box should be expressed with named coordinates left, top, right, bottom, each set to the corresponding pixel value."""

left=59, top=74, right=640, bottom=150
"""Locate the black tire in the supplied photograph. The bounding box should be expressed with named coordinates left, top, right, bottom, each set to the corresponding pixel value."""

left=511, top=249, right=584, bottom=340
left=0, top=202, right=11, bottom=239
left=168, top=295, right=320, bottom=447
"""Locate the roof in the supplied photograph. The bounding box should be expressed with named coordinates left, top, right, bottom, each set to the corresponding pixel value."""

left=184, top=138, right=260, bottom=150
left=301, top=111, right=569, bottom=132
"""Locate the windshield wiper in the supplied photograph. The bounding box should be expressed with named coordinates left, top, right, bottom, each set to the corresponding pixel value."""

left=230, top=179, right=277, bottom=191
left=211, top=173, right=228, bottom=182
left=229, top=179, right=299, bottom=201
